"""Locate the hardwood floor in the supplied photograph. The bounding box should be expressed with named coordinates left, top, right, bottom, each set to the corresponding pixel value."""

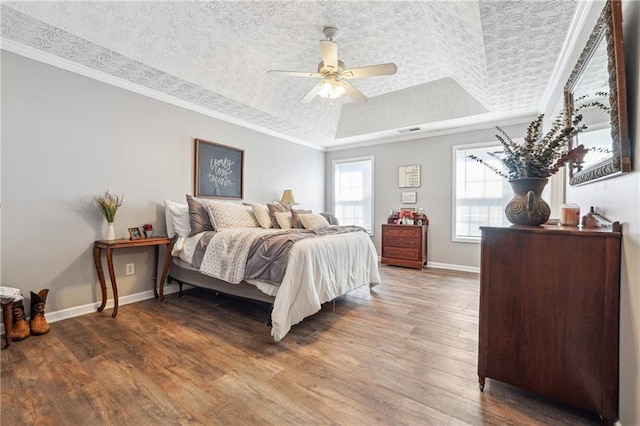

left=1, top=265, right=600, bottom=425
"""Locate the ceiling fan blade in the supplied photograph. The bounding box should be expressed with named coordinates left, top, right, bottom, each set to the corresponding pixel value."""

left=268, top=70, right=322, bottom=78
left=338, top=80, right=368, bottom=104
left=320, top=39, right=338, bottom=70
left=341, top=63, right=398, bottom=78
left=299, top=81, right=325, bottom=103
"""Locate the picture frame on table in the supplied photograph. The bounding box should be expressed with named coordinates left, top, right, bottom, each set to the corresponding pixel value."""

left=194, top=138, right=244, bottom=199
left=128, top=227, right=143, bottom=240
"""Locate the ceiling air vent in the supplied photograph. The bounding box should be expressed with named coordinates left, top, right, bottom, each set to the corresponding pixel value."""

left=398, top=127, right=421, bottom=134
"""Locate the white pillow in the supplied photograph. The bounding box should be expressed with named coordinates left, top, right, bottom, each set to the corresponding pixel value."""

left=298, top=213, right=330, bottom=230
left=251, top=203, right=273, bottom=229
left=206, top=200, right=259, bottom=229
left=275, top=211, right=293, bottom=229
left=164, top=200, right=191, bottom=237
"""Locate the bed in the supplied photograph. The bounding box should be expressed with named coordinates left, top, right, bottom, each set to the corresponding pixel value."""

left=163, top=198, right=381, bottom=342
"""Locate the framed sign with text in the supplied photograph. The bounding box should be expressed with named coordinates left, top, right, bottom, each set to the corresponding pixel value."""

left=398, top=165, right=421, bottom=188
left=401, top=191, right=417, bottom=204
left=194, top=139, right=244, bottom=199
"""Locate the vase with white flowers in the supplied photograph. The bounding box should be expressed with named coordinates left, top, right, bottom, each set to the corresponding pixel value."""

left=469, top=98, right=607, bottom=226
left=94, top=190, right=124, bottom=240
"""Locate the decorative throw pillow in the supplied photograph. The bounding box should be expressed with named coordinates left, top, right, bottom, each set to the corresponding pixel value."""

left=267, top=202, right=290, bottom=228
left=298, top=213, right=330, bottom=230
left=291, top=209, right=312, bottom=229
left=206, top=200, right=259, bottom=229
left=251, top=203, right=272, bottom=229
left=319, top=212, right=340, bottom=226
left=186, top=195, right=215, bottom=236
left=274, top=212, right=293, bottom=229
left=164, top=200, right=191, bottom=237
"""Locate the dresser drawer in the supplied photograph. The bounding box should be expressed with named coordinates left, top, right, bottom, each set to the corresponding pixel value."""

left=383, top=226, right=422, bottom=238
left=383, top=247, right=421, bottom=261
left=383, top=236, right=420, bottom=249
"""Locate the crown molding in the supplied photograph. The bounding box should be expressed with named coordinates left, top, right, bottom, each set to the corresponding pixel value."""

left=325, top=112, right=538, bottom=152
left=538, top=0, right=603, bottom=112
left=1, top=38, right=326, bottom=152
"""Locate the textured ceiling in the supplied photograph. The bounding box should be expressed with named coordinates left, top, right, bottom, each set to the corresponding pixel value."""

left=1, top=1, right=579, bottom=149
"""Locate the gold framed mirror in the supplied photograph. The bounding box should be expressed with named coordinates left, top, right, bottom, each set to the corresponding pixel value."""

left=565, top=0, right=630, bottom=186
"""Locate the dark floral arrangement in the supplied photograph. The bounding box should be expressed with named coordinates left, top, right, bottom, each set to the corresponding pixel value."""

left=470, top=97, right=609, bottom=180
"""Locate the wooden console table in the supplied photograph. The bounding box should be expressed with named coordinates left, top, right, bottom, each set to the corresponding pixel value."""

left=93, top=237, right=173, bottom=317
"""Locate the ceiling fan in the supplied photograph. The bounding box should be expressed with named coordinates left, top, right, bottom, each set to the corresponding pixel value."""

left=267, top=26, right=398, bottom=104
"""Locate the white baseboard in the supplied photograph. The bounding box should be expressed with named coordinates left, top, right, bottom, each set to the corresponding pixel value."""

left=378, top=257, right=480, bottom=274
left=426, top=262, right=480, bottom=274
left=1, top=283, right=182, bottom=336
left=378, top=256, right=480, bottom=274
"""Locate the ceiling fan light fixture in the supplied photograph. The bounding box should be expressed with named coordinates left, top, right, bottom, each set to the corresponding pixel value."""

left=318, top=81, right=333, bottom=98
left=329, top=84, right=345, bottom=99
left=268, top=26, right=397, bottom=104
left=318, top=79, right=345, bottom=100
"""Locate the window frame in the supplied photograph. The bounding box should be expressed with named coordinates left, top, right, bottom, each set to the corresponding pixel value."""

left=451, top=141, right=513, bottom=244
left=332, top=156, right=375, bottom=236
left=452, top=141, right=560, bottom=243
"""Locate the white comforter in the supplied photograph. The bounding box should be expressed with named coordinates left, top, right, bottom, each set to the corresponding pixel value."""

left=173, top=228, right=381, bottom=341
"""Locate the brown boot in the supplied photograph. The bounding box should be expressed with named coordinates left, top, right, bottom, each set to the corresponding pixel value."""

left=30, top=289, right=50, bottom=335
left=12, top=300, right=30, bottom=341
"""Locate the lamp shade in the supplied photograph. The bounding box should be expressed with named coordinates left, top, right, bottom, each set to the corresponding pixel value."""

left=280, top=189, right=296, bottom=205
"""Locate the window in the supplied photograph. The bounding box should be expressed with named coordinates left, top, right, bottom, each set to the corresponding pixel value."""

left=333, top=157, right=374, bottom=234
left=452, top=143, right=513, bottom=242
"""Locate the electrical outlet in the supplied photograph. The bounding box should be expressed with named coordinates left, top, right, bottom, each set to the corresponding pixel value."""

left=125, top=263, right=135, bottom=275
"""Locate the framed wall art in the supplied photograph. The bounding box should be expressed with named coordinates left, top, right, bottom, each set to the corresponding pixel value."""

left=402, top=191, right=417, bottom=203
left=398, top=165, right=421, bottom=188
left=195, top=139, right=244, bottom=199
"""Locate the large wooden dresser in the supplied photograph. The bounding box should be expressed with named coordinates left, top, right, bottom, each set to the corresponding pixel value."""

left=381, top=224, right=428, bottom=269
left=478, top=224, right=622, bottom=425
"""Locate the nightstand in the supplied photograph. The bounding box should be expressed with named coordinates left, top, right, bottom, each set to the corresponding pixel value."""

left=93, top=237, right=173, bottom=317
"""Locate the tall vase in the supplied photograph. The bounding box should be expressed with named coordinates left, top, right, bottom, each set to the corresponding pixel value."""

left=105, top=222, right=116, bottom=240
left=505, top=178, right=551, bottom=226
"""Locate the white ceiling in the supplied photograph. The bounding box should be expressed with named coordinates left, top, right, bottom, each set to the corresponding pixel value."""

left=1, top=1, right=579, bottom=150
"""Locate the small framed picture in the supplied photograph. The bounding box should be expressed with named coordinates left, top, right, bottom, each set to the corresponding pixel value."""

left=128, top=227, right=143, bottom=240
left=402, top=191, right=417, bottom=204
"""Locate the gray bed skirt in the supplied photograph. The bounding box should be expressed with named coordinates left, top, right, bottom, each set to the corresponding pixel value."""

left=167, top=258, right=276, bottom=305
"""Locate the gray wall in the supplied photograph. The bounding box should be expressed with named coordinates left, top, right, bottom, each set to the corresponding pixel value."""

left=326, top=122, right=529, bottom=270
left=543, top=1, right=640, bottom=423
left=1, top=51, right=325, bottom=314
